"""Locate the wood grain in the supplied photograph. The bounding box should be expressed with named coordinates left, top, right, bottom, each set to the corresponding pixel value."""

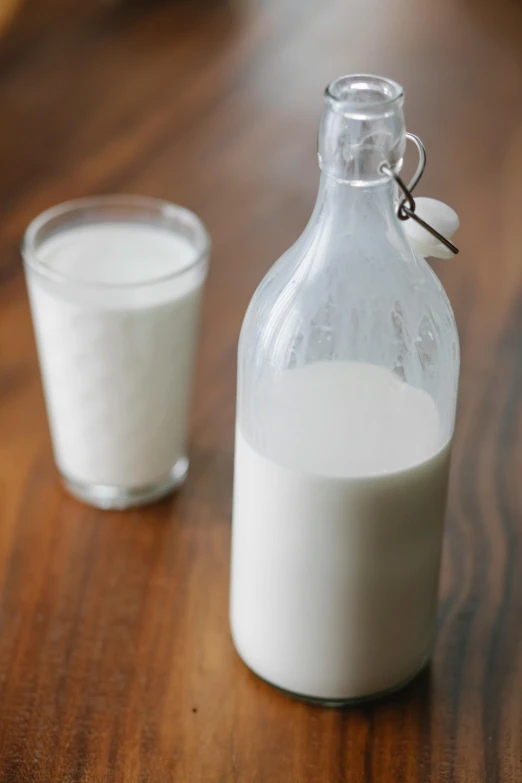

left=0, top=0, right=521, bottom=780
left=0, top=0, right=23, bottom=36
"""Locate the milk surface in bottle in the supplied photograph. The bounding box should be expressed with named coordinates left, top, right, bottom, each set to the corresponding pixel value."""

left=230, top=75, right=459, bottom=702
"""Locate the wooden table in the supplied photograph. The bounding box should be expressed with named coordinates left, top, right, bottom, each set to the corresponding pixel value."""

left=0, top=0, right=521, bottom=780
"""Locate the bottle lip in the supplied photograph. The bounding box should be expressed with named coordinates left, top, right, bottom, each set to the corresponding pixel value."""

left=325, top=74, right=404, bottom=119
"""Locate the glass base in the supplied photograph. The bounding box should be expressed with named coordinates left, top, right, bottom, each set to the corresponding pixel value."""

left=61, top=456, right=189, bottom=510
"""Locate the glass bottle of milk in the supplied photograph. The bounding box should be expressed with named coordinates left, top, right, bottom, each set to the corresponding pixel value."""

left=230, top=74, right=460, bottom=703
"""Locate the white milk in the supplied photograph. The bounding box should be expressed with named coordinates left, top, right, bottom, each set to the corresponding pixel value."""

left=230, top=362, right=452, bottom=701
left=26, top=222, right=204, bottom=489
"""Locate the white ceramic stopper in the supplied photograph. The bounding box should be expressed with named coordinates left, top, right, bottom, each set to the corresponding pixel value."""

left=403, top=197, right=459, bottom=259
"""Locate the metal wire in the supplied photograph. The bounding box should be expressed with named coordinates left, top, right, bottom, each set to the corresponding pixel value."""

left=380, top=133, right=459, bottom=256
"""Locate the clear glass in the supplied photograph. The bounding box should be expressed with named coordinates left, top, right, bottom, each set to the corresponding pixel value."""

left=23, top=195, right=210, bottom=509
left=230, top=75, right=459, bottom=703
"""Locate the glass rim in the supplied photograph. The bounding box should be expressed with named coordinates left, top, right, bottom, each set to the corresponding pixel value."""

left=325, top=73, right=404, bottom=118
left=22, top=194, right=211, bottom=290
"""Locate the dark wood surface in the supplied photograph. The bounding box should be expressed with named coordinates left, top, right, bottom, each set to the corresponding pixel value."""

left=0, top=0, right=521, bottom=780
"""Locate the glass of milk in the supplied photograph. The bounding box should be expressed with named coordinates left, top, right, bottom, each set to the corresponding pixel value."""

left=23, top=195, right=210, bottom=509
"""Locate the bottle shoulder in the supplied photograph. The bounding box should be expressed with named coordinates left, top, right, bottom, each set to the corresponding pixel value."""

left=240, top=237, right=458, bottom=364
left=237, top=223, right=460, bottom=446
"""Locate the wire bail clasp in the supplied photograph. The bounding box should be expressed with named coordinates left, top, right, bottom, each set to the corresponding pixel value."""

left=380, top=133, right=459, bottom=256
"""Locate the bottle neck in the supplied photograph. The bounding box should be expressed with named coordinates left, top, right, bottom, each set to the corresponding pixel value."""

left=308, top=172, right=398, bottom=240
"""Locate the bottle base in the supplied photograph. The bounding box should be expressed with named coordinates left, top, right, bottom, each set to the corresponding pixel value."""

left=261, top=664, right=429, bottom=707
left=234, top=644, right=431, bottom=707
left=60, top=456, right=189, bottom=510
